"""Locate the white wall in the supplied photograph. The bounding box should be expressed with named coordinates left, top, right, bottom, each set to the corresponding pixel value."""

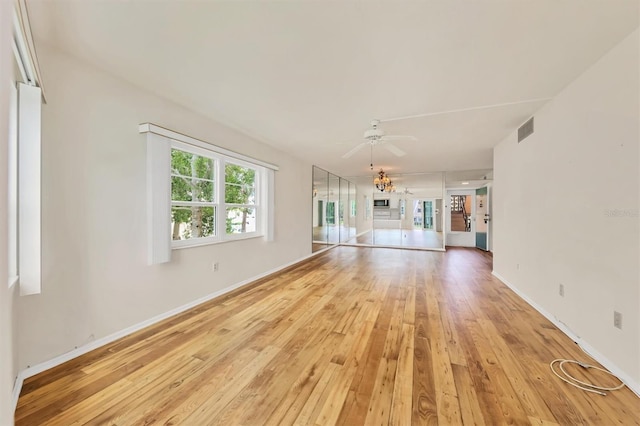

left=16, top=43, right=312, bottom=371
left=494, top=29, right=639, bottom=387
left=0, top=1, right=17, bottom=422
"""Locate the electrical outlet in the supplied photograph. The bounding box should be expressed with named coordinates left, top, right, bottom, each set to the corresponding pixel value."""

left=212, top=262, right=219, bottom=272
left=559, top=284, right=564, bottom=297
left=614, top=311, right=622, bottom=329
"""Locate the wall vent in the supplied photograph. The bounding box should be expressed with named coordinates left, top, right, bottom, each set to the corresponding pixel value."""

left=518, top=117, right=534, bottom=143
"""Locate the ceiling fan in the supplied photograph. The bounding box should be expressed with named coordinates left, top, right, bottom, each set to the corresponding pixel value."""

left=403, top=188, right=414, bottom=195
left=342, top=119, right=417, bottom=159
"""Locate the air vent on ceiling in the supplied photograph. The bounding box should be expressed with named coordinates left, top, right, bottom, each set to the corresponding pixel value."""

left=518, top=117, right=534, bottom=143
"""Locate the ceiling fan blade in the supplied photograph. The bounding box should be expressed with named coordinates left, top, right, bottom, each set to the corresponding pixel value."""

left=342, top=143, right=366, bottom=159
left=382, top=135, right=418, bottom=142
left=383, top=143, right=406, bottom=157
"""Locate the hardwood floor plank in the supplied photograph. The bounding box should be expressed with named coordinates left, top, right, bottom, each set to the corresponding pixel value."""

left=364, top=298, right=405, bottom=425
left=335, top=281, right=399, bottom=425
left=451, top=363, right=486, bottom=426
left=174, top=345, right=281, bottom=425
left=15, top=247, right=640, bottom=425
left=293, top=362, right=342, bottom=425
left=411, top=271, right=438, bottom=425
left=389, top=323, right=415, bottom=426
left=311, top=301, right=381, bottom=425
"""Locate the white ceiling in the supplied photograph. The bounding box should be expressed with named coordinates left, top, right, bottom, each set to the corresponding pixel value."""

left=27, top=0, right=639, bottom=180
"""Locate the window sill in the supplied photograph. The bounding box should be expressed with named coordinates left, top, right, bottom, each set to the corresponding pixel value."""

left=172, top=233, right=264, bottom=250
left=8, top=275, right=19, bottom=289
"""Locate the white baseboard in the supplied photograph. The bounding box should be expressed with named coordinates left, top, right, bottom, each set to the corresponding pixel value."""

left=492, top=271, right=640, bottom=398
left=12, top=250, right=324, bottom=413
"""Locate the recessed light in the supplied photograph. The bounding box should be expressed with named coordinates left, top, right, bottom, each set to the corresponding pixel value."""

left=461, top=181, right=469, bottom=185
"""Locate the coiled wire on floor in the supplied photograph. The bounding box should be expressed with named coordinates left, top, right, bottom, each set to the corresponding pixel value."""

left=550, top=359, right=625, bottom=396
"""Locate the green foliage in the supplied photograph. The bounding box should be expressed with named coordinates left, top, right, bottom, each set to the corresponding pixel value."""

left=225, top=164, right=256, bottom=234
left=225, top=164, right=255, bottom=204
left=171, top=149, right=215, bottom=239
left=170, top=151, right=258, bottom=239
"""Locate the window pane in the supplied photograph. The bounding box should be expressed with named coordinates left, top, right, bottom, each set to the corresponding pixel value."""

left=171, top=149, right=214, bottom=179
left=195, top=179, right=214, bottom=202
left=172, top=206, right=215, bottom=240
left=193, top=156, right=214, bottom=180
left=171, top=149, right=192, bottom=176
left=171, top=176, right=192, bottom=202
left=171, top=177, right=214, bottom=202
left=225, top=164, right=255, bottom=204
left=226, top=207, right=256, bottom=234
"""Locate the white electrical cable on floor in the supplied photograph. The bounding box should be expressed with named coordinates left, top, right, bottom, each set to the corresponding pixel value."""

left=550, top=359, right=626, bottom=396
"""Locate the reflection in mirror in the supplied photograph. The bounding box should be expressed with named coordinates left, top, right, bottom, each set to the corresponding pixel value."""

left=312, top=166, right=329, bottom=252
left=344, top=172, right=445, bottom=250
left=339, top=178, right=353, bottom=243
left=348, top=181, right=357, bottom=240
left=327, top=173, right=340, bottom=245
left=312, top=166, right=358, bottom=251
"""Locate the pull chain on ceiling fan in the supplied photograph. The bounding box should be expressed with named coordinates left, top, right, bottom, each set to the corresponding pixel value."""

left=370, top=144, right=373, bottom=170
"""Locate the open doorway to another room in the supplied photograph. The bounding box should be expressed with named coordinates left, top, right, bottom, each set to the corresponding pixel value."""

left=444, top=169, right=493, bottom=249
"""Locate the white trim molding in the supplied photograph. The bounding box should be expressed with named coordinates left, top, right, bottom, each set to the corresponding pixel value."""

left=13, top=0, right=45, bottom=99
left=139, top=123, right=279, bottom=171
left=492, top=271, right=640, bottom=398
left=17, top=83, right=41, bottom=295
left=145, top=133, right=171, bottom=264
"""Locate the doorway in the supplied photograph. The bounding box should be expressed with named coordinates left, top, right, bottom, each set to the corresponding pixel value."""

left=475, top=186, right=490, bottom=251
left=423, top=200, right=434, bottom=230
left=446, top=189, right=476, bottom=247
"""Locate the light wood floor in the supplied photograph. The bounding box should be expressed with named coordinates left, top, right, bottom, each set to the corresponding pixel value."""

left=15, top=247, right=639, bottom=425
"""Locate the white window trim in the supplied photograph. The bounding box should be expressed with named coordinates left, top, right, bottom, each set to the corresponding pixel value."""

left=224, top=157, right=261, bottom=238
left=8, top=82, right=18, bottom=288
left=141, top=123, right=278, bottom=264
left=6, top=0, right=44, bottom=293
left=140, top=123, right=278, bottom=171
left=17, top=83, right=42, bottom=295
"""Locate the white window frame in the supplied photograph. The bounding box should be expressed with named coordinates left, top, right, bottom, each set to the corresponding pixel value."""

left=9, top=3, right=44, bottom=293
left=170, top=141, right=220, bottom=248
left=140, top=123, right=278, bottom=264
left=8, top=82, right=18, bottom=287
left=223, top=157, right=261, bottom=240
